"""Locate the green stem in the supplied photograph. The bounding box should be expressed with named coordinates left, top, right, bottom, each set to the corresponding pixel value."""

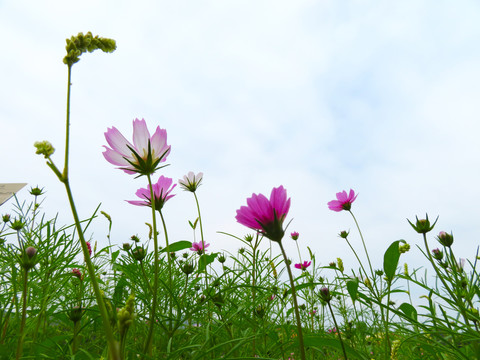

left=159, top=210, right=173, bottom=334
left=143, top=173, right=159, bottom=355
left=277, top=241, right=306, bottom=360
left=348, top=211, right=374, bottom=278
left=63, top=65, right=72, bottom=178
left=15, top=267, right=28, bottom=360
left=63, top=180, right=120, bottom=359
left=73, top=320, right=80, bottom=354
left=327, top=302, right=348, bottom=360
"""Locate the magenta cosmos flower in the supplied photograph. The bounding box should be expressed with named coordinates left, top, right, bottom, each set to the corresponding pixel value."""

left=103, top=118, right=171, bottom=175
left=327, top=189, right=358, bottom=212
left=127, top=176, right=176, bottom=210
left=190, top=241, right=210, bottom=254
left=236, top=186, right=291, bottom=242
left=294, top=261, right=311, bottom=271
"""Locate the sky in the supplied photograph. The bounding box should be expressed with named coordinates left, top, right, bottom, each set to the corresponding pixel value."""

left=2, top=0, right=480, bottom=291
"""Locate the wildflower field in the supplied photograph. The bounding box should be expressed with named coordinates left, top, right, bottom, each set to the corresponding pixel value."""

left=1, top=33, right=480, bottom=360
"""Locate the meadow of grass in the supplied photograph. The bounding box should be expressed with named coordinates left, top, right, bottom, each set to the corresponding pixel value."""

left=1, top=32, right=479, bottom=360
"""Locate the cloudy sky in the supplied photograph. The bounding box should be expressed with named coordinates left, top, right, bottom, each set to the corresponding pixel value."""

left=2, top=1, right=480, bottom=286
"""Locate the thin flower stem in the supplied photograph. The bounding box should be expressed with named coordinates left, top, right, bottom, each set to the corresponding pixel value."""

left=54, top=61, right=119, bottom=359
left=15, top=267, right=28, bottom=360
left=277, top=241, right=306, bottom=360
left=327, top=302, right=348, bottom=360
left=422, top=233, right=471, bottom=329
left=348, top=211, right=374, bottom=278
left=159, top=210, right=173, bottom=334
left=144, top=173, right=159, bottom=355
left=193, top=192, right=212, bottom=332
left=63, top=180, right=120, bottom=359
left=63, top=65, right=72, bottom=179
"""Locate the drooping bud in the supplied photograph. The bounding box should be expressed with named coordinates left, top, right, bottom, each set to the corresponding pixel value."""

left=336, top=258, right=344, bottom=272
left=399, top=243, right=410, bottom=254
left=34, top=141, right=55, bottom=158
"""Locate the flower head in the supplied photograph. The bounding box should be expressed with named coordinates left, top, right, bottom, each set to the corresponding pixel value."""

left=127, top=176, right=176, bottom=210
left=290, top=231, right=299, bottom=240
left=294, top=261, right=311, bottom=271
left=179, top=172, right=203, bottom=192
left=34, top=140, right=55, bottom=158
left=328, top=189, right=357, bottom=212
left=190, top=241, right=210, bottom=254
left=103, top=118, right=171, bottom=175
left=235, top=186, right=291, bottom=242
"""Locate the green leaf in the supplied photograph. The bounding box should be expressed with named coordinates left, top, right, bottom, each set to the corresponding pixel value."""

left=346, top=278, right=359, bottom=301
left=160, top=240, right=192, bottom=253
left=398, top=302, right=418, bottom=322
left=198, top=253, right=218, bottom=272
left=383, top=239, right=406, bottom=282
left=111, top=249, right=120, bottom=263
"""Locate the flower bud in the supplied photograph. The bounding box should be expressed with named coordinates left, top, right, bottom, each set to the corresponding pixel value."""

left=29, top=186, right=44, bottom=196
left=339, top=230, right=349, bottom=239
left=319, top=287, right=332, bottom=303
left=290, top=232, right=299, bottom=241
left=437, top=231, right=454, bottom=247
left=131, top=247, right=146, bottom=262
left=10, top=219, right=25, bottom=231
left=218, top=254, right=226, bottom=264
left=69, top=306, right=83, bottom=323
left=182, top=262, right=195, bottom=275
left=432, top=248, right=443, bottom=261
left=2, top=214, right=11, bottom=223
left=72, top=268, right=83, bottom=280
left=131, top=235, right=140, bottom=242
left=123, top=243, right=131, bottom=251
left=20, top=246, right=38, bottom=270
left=407, top=214, right=438, bottom=234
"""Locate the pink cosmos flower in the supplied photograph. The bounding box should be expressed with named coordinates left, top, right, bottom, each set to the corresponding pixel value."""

left=190, top=241, right=210, bottom=254
left=127, top=175, right=176, bottom=210
left=236, top=186, right=291, bottom=242
left=327, top=189, right=358, bottom=212
left=103, top=118, right=171, bottom=175
left=290, top=231, right=299, bottom=240
left=294, top=261, right=311, bottom=271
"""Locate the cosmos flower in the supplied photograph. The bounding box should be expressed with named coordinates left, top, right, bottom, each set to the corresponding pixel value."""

left=103, top=118, right=170, bottom=175
left=294, top=261, right=311, bottom=271
left=327, top=189, right=358, bottom=212
left=127, top=176, right=176, bottom=210
left=236, top=186, right=290, bottom=242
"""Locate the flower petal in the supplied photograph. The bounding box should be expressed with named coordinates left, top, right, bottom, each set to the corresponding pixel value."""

left=132, top=118, right=151, bottom=155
